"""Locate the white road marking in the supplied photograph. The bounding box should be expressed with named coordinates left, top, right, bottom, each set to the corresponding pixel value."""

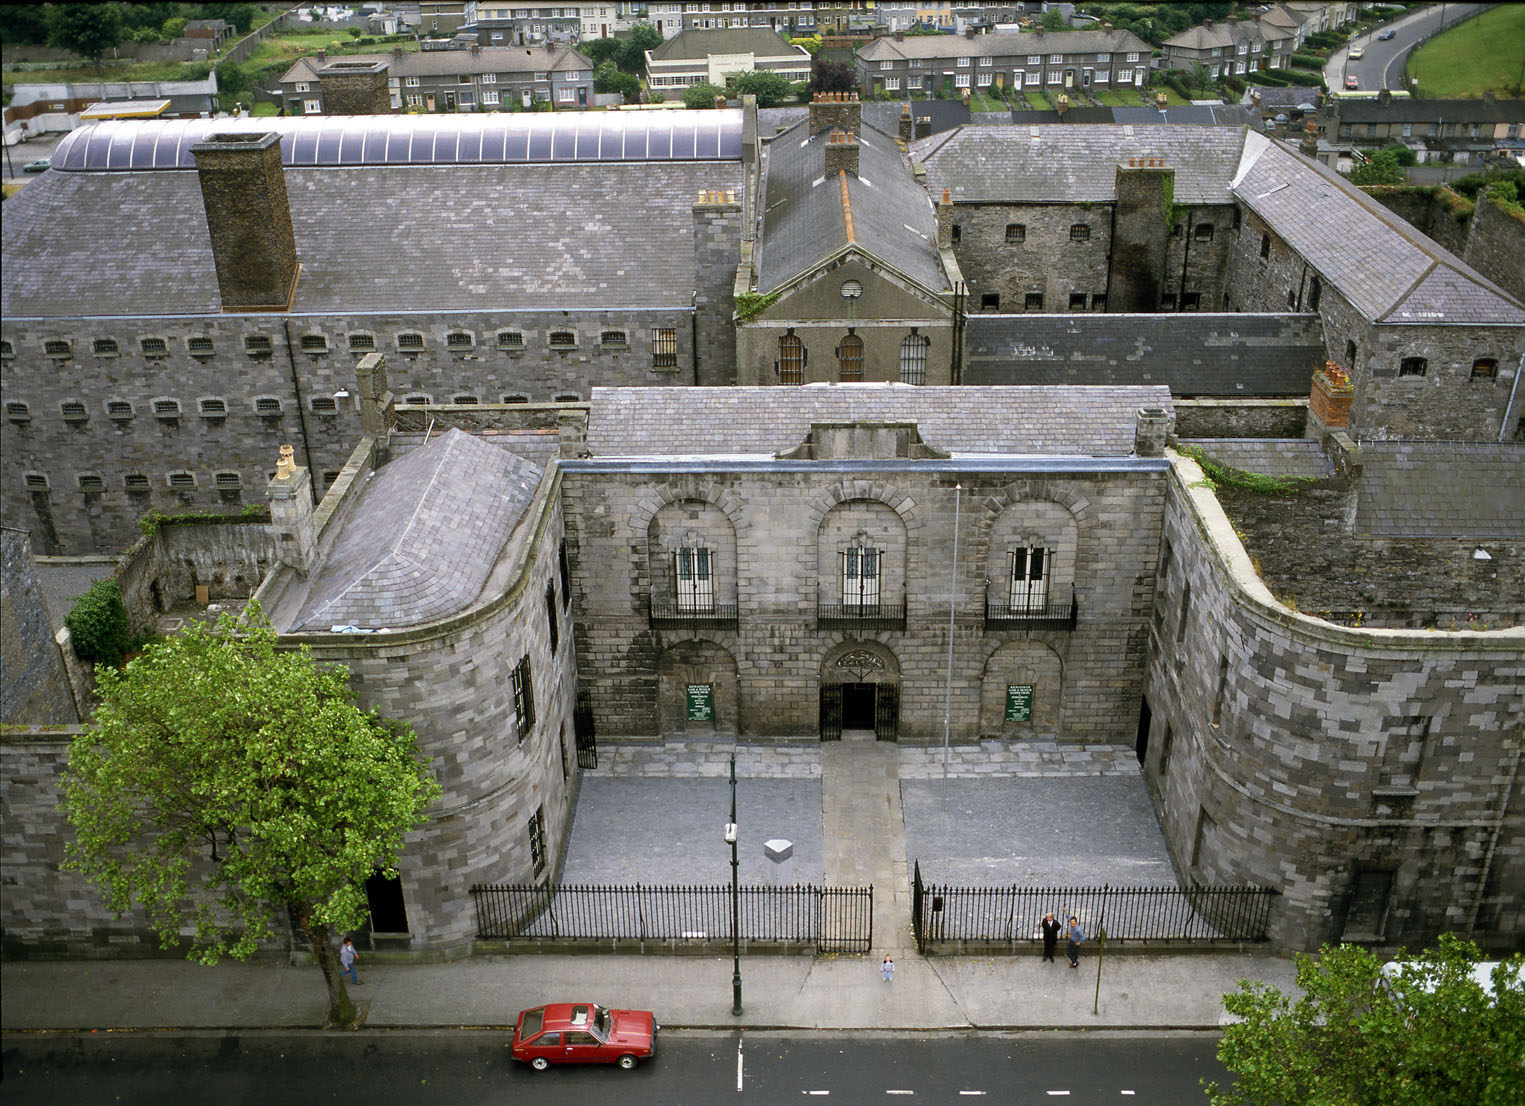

left=803, top=1092, right=829, bottom=1097
left=886, top=1092, right=915, bottom=1097
left=1121, top=1092, right=1136, bottom=1097
left=1046, top=1093, right=1071, bottom=1098
left=958, top=1092, right=988, bottom=1097
left=736, top=1038, right=744, bottom=1093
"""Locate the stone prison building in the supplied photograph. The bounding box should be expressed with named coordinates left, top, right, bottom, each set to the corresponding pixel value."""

left=2, top=98, right=1522, bottom=958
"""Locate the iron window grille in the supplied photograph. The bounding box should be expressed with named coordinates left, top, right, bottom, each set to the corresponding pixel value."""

left=200, top=398, right=227, bottom=417
left=107, top=400, right=134, bottom=420
left=25, top=474, right=49, bottom=490
left=528, top=807, right=547, bottom=877
left=504, top=394, right=529, bottom=404
left=841, top=547, right=881, bottom=608
left=1399, top=357, right=1428, bottom=377
left=7, top=402, right=31, bottom=423
left=548, top=329, right=576, bottom=350
left=899, top=332, right=928, bottom=385
left=778, top=333, right=805, bottom=384
left=545, top=582, right=559, bottom=654
left=93, top=338, right=120, bottom=357
left=153, top=399, right=181, bottom=419
left=188, top=336, right=215, bottom=357
left=1472, top=359, right=1498, bottom=380
left=652, top=327, right=677, bottom=368
left=168, top=472, right=195, bottom=488
left=246, top=335, right=274, bottom=356
left=77, top=474, right=105, bottom=491
left=1069, top=224, right=1090, bottom=241
left=45, top=339, right=74, bottom=358
left=215, top=472, right=242, bottom=490
left=310, top=396, right=338, bottom=415
left=1009, top=547, right=1050, bottom=612
left=139, top=337, right=167, bottom=357
left=496, top=330, right=525, bottom=351
left=61, top=401, right=88, bottom=422
left=397, top=332, right=425, bottom=351
left=452, top=395, right=480, bottom=405
left=348, top=333, right=376, bottom=352
left=1005, top=223, right=1026, bottom=242
left=254, top=397, right=283, bottom=415
left=125, top=474, right=150, bottom=491
left=446, top=331, right=474, bottom=351
left=600, top=329, right=629, bottom=349
left=512, top=655, right=535, bottom=741
left=674, top=548, right=714, bottom=612
left=300, top=334, right=329, bottom=354
left=837, top=334, right=864, bottom=382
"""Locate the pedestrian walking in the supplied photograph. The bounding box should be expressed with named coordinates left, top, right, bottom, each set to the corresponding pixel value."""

left=339, top=935, right=362, bottom=985
left=881, top=954, right=895, bottom=982
left=1066, top=917, right=1085, bottom=969
left=1041, top=912, right=1061, bottom=963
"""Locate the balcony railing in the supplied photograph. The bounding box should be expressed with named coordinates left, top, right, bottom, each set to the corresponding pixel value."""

left=648, top=597, right=739, bottom=631
left=816, top=599, right=907, bottom=633
left=983, top=588, right=1078, bottom=632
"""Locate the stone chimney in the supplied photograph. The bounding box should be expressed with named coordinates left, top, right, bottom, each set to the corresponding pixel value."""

left=1226, top=14, right=1237, bottom=23
left=914, top=115, right=932, bottom=139
left=266, top=444, right=316, bottom=574
left=824, top=129, right=860, bottom=177
left=1056, top=93, right=1069, bottom=117
left=1108, top=158, right=1172, bottom=313
left=1300, top=119, right=1319, bottom=159
left=899, top=102, right=913, bottom=143
left=936, top=188, right=955, bottom=250
left=191, top=133, right=300, bottom=312
left=965, top=26, right=976, bottom=38
left=895, top=30, right=904, bottom=41
left=557, top=412, right=589, bottom=458
left=692, top=190, right=743, bottom=386
left=318, top=57, right=390, bottom=115
left=1377, top=88, right=1392, bottom=106
left=354, top=352, right=396, bottom=442
left=1133, top=407, right=1170, bottom=457
left=809, top=90, right=861, bottom=135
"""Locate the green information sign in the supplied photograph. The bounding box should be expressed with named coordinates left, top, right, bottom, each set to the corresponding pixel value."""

left=1005, top=684, right=1034, bottom=722
left=686, top=684, right=714, bottom=722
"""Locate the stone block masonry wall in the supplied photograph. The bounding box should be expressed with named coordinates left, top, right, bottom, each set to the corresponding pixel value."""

left=1463, top=196, right=1525, bottom=306
left=952, top=202, right=1113, bottom=314
left=296, top=475, right=579, bottom=951
left=1141, top=453, right=1525, bottom=952
left=1172, top=399, right=1307, bottom=439
left=563, top=465, right=1166, bottom=744
left=0, top=308, right=700, bottom=556
left=1, top=530, right=78, bottom=725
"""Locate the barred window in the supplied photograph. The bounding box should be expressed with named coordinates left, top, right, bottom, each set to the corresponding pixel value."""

left=554, top=393, right=580, bottom=403
left=452, top=394, right=480, bottom=405
left=200, top=398, right=227, bottom=417
left=1009, top=547, right=1050, bottom=612
left=397, top=332, right=424, bottom=351
left=78, top=473, right=105, bottom=491
left=837, top=333, right=863, bottom=382
left=246, top=335, right=274, bottom=356
left=899, top=332, right=928, bottom=385
left=168, top=472, right=196, bottom=488
left=528, top=805, right=547, bottom=876
left=1471, top=358, right=1498, bottom=381
left=153, top=399, right=181, bottom=419
left=348, top=332, right=376, bottom=352
left=107, top=400, right=134, bottom=419
left=841, top=546, right=880, bottom=607
left=310, top=396, right=338, bottom=415
left=779, top=333, right=804, bottom=385
left=402, top=394, right=432, bottom=406
left=61, top=400, right=88, bottom=422
left=299, top=334, right=328, bottom=354
left=0, top=340, right=13, bottom=359
left=600, top=329, right=629, bottom=349
left=45, top=339, right=73, bottom=357
left=93, top=338, right=120, bottom=356
left=1399, top=357, right=1428, bottom=378
left=651, top=327, right=677, bottom=368
left=1025, top=292, right=1044, bottom=311
left=254, top=397, right=283, bottom=414
left=7, top=401, right=32, bottom=422
left=1005, top=223, right=1026, bottom=243
left=215, top=472, right=242, bottom=490
left=187, top=336, right=215, bottom=356
left=446, top=330, right=474, bottom=350
left=1069, top=224, right=1090, bottom=241
left=548, top=329, right=576, bottom=349
left=496, top=330, right=525, bottom=351
left=512, top=654, right=535, bottom=741
left=125, top=474, right=150, bottom=491
left=504, top=393, right=529, bottom=404
left=674, top=547, right=714, bottom=612
left=559, top=540, right=571, bottom=609
left=25, top=473, right=49, bottom=490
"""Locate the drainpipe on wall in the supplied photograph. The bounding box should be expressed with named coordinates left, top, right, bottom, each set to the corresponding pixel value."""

left=691, top=296, right=700, bottom=387
left=281, top=319, right=319, bottom=482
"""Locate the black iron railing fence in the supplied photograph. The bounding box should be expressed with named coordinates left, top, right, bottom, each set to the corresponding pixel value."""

left=983, top=587, right=1079, bottom=632
left=648, top=597, right=740, bottom=631
left=816, top=599, right=908, bottom=632
left=471, top=882, right=873, bottom=953
left=910, top=861, right=1275, bottom=954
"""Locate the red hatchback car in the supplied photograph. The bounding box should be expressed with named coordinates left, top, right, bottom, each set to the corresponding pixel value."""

left=511, top=1002, right=658, bottom=1071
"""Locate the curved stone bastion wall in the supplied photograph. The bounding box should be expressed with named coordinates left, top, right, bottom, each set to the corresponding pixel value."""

left=1142, top=452, right=1524, bottom=953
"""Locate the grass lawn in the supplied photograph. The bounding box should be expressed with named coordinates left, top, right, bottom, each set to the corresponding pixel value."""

left=967, top=89, right=1007, bottom=112
left=1409, top=3, right=1525, bottom=98
left=250, top=101, right=279, bottom=117
left=1024, top=90, right=1051, bottom=110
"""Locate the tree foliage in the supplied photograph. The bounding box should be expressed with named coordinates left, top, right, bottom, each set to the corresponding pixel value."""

left=682, top=81, right=727, bottom=109
left=595, top=59, right=639, bottom=102
left=616, top=23, right=663, bottom=72
left=47, top=2, right=125, bottom=71
left=0, top=3, right=52, bottom=45
left=1206, top=937, right=1525, bottom=1106
left=62, top=604, right=442, bottom=1026
left=65, top=578, right=133, bottom=669
left=809, top=57, right=856, bottom=95
left=580, top=35, right=621, bottom=68
left=1348, top=146, right=1407, bottom=186
left=201, top=2, right=258, bottom=33
left=733, top=69, right=794, bottom=108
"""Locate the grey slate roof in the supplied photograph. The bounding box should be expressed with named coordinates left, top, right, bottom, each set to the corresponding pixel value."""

left=585, top=384, right=1172, bottom=457
left=1332, top=98, right=1525, bottom=124
left=1230, top=131, right=1525, bottom=325
left=281, top=45, right=591, bottom=84
left=1, top=157, right=743, bottom=317
left=1355, top=443, right=1525, bottom=539
left=757, top=101, right=970, bottom=139
left=910, top=124, right=1249, bottom=204
left=649, top=27, right=805, bottom=62
left=1180, top=439, right=1333, bottom=479
left=857, top=28, right=1150, bottom=62
left=290, top=428, right=544, bottom=632
left=964, top=312, right=1325, bottom=395
left=756, top=119, right=946, bottom=295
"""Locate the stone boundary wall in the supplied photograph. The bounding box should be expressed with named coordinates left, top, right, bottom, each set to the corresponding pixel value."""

left=1, top=530, right=78, bottom=725
left=1171, top=398, right=1307, bottom=439
left=1141, top=451, right=1524, bottom=953
left=1463, top=195, right=1525, bottom=306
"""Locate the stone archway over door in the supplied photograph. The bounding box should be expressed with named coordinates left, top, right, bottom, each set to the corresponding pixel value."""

left=979, top=640, right=1064, bottom=738
left=820, top=641, right=901, bottom=741
left=657, top=640, right=738, bottom=736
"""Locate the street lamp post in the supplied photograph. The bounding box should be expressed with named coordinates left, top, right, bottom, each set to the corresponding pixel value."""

left=726, top=752, right=742, bottom=1016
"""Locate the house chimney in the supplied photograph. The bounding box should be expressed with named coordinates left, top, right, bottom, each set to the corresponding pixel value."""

left=936, top=188, right=955, bottom=250
left=965, top=26, right=975, bottom=38
left=895, top=30, right=904, bottom=41
left=1377, top=88, right=1392, bottom=105
left=899, top=102, right=913, bottom=142
left=191, top=133, right=299, bottom=311
left=354, top=352, right=396, bottom=442
left=1056, top=93, right=1069, bottom=117
left=914, top=114, right=931, bottom=139
left=1300, top=119, right=1318, bottom=159
left=1133, top=407, right=1171, bottom=457
left=809, top=90, right=861, bottom=135
left=824, top=129, right=860, bottom=177
left=266, top=444, right=316, bottom=574
left=317, top=48, right=326, bottom=60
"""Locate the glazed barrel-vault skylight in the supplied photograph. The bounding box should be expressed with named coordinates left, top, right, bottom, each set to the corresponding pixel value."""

left=49, top=110, right=745, bottom=171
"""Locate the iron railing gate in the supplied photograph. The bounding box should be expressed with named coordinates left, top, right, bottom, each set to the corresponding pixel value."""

left=911, top=861, right=1275, bottom=953
left=472, top=882, right=873, bottom=953
left=573, top=690, right=597, bottom=769
left=820, top=684, right=843, bottom=741
left=875, top=683, right=898, bottom=742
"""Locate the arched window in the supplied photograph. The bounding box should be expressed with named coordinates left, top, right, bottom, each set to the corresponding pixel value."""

left=838, top=333, right=864, bottom=381
left=899, top=331, right=929, bottom=385
left=778, top=333, right=804, bottom=385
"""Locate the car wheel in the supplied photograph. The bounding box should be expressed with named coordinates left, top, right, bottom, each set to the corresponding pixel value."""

left=618, top=1054, right=638, bottom=1070
left=530, top=1056, right=550, bottom=1071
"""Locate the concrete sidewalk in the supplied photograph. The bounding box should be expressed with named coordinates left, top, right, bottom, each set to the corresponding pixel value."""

left=1, top=949, right=1294, bottom=1033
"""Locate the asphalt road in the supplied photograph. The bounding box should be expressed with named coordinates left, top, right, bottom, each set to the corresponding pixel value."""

left=2, top=1030, right=1232, bottom=1105
left=1333, top=2, right=1490, bottom=92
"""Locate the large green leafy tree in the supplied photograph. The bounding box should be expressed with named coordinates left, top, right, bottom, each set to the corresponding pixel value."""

left=63, top=604, right=442, bottom=1027
left=46, top=2, right=125, bottom=72
left=1206, top=935, right=1525, bottom=1106
left=616, top=22, right=663, bottom=73
left=733, top=69, right=795, bottom=108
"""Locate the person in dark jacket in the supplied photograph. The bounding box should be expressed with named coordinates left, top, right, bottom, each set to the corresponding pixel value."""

left=1041, top=912, right=1061, bottom=962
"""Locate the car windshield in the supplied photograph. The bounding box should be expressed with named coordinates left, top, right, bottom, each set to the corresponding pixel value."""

left=519, top=1008, right=545, bottom=1039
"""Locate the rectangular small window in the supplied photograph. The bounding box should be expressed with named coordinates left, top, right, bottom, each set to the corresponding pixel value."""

left=559, top=540, right=571, bottom=609
left=528, top=806, right=547, bottom=877
left=1470, top=358, right=1498, bottom=381
left=310, top=396, right=338, bottom=415
left=600, top=329, right=628, bottom=349
left=7, top=401, right=32, bottom=422
left=348, top=333, right=376, bottom=352
left=61, top=401, right=88, bottom=422
left=77, top=474, right=105, bottom=491
left=446, top=331, right=474, bottom=350
left=1260, top=233, right=1271, bottom=259
left=107, top=400, right=134, bottom=420
left=1005, top=223, right=1026, bottom=243
left=125, top=474, right=150, bottom=491
left=1068, top=292, right=1086, bottom=311
left=187, top=336, right=215, bottom=356
left=397, top=332, right=424, bottom=351
left=841, top=546, right=880, bottom=607
left=45, top=339, right=73, bottom=357
left=651, top=327, right=677, bottom=367
left=548, top=329, right=576, bottom=350
left=1025, top=292, right=1044, bottom=311
left=497, top=330, right=525, bottom=351
left=1069, top=224, right=1090, bottom=241
left=255, top=397, right=282, bottom=415
left=93, top=338, right=120, bottom=357
left=200, top=398, right=227, bottom=417
left=168, top=472, right=195, bottom=488
left=1193, top=224, right=1214, bottom=242
left=1181, top=292, right=1201, bottom=311
left=512, top=654, right=536, bottom=741
left=981, top=293, right=1000, bottom=311
left=1009, top=547, right=1049, bottom=612
left=141, top=337, right=168, bottom=357
left=452, top=394, right=480, bottom=405
left=215, top=472, right=242, bottom=490
left=1091, top=294, right=1106, bottom=311
left=246, top=335, right=274, bottom=356
left=153, top=399, right=181, bottom=419
left=300, top=334, right=328, bottom=354
left=1399, top=357, right=1428, bottom=378
left=546, top=582, right=560, bottom=654
left=674, top=547, right=714, bottom=612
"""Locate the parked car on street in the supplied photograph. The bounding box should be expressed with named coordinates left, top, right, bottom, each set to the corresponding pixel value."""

left=510, top=1002, right=658, bottom=1070
left=23, top=158, right=50, bottom=173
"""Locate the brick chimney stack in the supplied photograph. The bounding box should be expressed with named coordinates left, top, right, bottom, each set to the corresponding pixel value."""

left=936, top=187, right=955, bottom=250
left=899, top=102, right=913, bottom=143
left=809, top=90, right=861, bottom=135
left=824, top=129, right=860, bottom=177
left=191, top=133, right=300, bottom=311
